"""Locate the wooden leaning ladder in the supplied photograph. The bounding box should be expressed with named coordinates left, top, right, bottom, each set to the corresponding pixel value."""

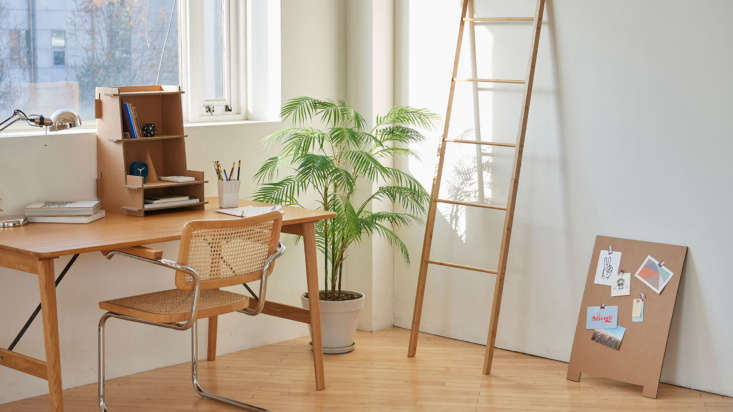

left=408, top=0, right=546, bottom=375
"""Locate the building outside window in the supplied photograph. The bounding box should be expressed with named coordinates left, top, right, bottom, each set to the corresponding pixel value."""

left=51, top=30, right=65, bottom=66
left=0, top=0, right=180, bottom=125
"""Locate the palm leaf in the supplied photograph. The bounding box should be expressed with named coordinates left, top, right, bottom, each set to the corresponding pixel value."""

left=253, top=155, right=281, bottom=182
left=343, top=149, right=391, bottom=181
left=281, top=96, right=322, bottom=124
left=377, top=106, right=436, bottom=129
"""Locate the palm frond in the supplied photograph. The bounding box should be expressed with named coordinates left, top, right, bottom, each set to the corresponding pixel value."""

left=253, top=155, right=281, bottom=182
left=281, top=96, right=323, bottom=124
left=280, top=128, right=327, bottom=159
left=318, top=100, right=365, bottom=129
left=388, top=168, right=429, bottom=202
left=360, top=185, right=428, bottom=215
left=343, top=149, right=391, bottom=181
left=252, top=176, right=301, bottom=206
left=375, top=125, right=426, bottom=145
left=376, top=106, right=436, bottom=129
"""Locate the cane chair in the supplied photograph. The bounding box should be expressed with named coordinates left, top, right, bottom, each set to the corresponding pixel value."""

left=97, top=212, right=285, bottom=412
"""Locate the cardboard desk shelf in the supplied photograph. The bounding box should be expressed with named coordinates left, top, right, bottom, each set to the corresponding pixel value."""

left=95, top=85, right=205, bottom=216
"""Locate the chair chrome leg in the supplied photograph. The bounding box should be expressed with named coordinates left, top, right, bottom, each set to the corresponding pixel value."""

left=191, top=320, right=269, bottom=412
left=98, top=312, right=112, bottom=412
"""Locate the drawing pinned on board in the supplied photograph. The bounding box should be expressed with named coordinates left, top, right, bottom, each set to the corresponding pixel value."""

left=634, top=255, right=674, bottom=294
left=611, top=271, right=631, bottom=296
left=586, top=305, right=618, bottom=330
left=591, top=325, right=626, bottom=350
left=594, top=247, right=621, bottom=286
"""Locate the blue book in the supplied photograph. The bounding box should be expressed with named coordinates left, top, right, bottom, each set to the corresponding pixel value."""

left=123, top=103, right=137, bottom=138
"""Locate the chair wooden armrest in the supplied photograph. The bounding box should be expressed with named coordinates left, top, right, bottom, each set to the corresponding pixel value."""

left=102, top=246, right=163, bottom=260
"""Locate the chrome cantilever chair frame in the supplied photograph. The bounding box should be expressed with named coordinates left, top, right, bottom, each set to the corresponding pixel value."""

left=98, top=242, right=285, bottom=412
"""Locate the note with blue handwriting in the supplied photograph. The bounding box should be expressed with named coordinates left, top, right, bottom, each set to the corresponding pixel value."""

left=586, top=305, right=618, bottom=329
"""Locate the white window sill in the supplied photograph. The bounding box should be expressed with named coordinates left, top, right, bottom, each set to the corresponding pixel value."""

left=0, top=119, right=282, bottom=140
left=184, top=118, right=281, bottom=128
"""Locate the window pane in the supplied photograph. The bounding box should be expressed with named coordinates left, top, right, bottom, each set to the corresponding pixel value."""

left=202, top=0, right=225, bottom=101
left=0, top=0, right=179, bottom=126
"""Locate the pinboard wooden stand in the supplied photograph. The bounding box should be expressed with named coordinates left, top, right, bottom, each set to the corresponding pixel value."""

left=567, top=235, right=687, bottom=398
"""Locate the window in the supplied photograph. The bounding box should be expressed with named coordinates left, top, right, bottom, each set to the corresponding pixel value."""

left=180, top=0, right=246, bottom=122
left=0, top=0, right=278, bottom=132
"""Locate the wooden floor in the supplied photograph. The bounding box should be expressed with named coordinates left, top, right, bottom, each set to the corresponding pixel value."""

left=2, top=328, right=730, bottom=411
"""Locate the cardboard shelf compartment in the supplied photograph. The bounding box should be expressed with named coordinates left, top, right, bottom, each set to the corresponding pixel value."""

left=124, top=180, right=206, bottom=190
left=111, top=134, right=187, bottom=143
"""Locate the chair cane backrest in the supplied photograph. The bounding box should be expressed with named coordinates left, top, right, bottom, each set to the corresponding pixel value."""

left=174, top=211, right=283, bottom=290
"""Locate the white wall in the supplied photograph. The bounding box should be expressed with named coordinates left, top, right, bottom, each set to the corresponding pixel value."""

left=343, top=0, right=396, bottom=331
left=0, top=0, right=346, bottom=404
left=393, top=0, right=733, bottom=397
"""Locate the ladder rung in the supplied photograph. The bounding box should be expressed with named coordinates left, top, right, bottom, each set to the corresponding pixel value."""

left=427, top=260, right=498, bottom=275
left=464, top=17, right=534, bottom=23
left=435, top=199, right=506, bottom=211
left=454, top=78, right=526, bottom=85
left=445, top=139, right=516, bottom=148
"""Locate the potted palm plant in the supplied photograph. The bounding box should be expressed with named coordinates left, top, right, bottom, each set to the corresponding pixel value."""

left=254, top=96, right=434, bottom=353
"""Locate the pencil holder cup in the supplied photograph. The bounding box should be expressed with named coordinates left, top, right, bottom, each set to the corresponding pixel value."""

left=217, top=180, right=240, bottom=208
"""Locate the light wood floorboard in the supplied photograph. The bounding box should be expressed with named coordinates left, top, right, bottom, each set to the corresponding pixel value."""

left=1, top=328, right=730, bottom=411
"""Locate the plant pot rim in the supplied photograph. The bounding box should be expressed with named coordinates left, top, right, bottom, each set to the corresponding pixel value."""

left=302, top=290, right=365, bottom=301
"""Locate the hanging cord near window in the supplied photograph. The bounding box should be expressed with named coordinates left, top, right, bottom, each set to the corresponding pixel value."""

left=155, top=0, right=178, bottom=84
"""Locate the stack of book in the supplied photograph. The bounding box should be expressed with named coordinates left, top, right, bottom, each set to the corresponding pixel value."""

left=25, top=201, right=105, bottom=223
left=144, top=195, right=199, bottom=210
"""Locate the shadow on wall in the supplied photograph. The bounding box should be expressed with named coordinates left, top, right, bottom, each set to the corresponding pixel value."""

left=662, top=252, right=717, bottom=391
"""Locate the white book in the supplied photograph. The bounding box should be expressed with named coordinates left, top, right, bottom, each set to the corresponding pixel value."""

left=25, top=200, right=101, bottom=216
left=144, top=196, right=191, bottom=204
left=159, top=176, right=196, bottom=183
left=28, top=210, right=106, bottom=224
left=217, top=205, right=282, bottom=218
left=143, top=198, right=200, bottom=210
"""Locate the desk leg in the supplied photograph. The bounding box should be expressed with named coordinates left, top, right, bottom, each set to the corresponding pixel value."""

left=207, top=316, right=218, bottom=361
left=302, top=222, right=325, bottom=391
left=37, top=259, right=64, bottom=412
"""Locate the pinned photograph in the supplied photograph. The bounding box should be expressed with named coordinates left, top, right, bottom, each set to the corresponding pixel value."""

left=586, top=305, right=618, bottom=330
left=634, top=255, right=674, bottom=294
left=594, top=249, right=622, bottom=286
left=611, top=271, right=631, bottom=296
left=591, top=326, right=626, bottom=350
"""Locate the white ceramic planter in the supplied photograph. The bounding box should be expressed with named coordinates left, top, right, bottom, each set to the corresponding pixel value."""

left=301, top=291, right=365, bottom=354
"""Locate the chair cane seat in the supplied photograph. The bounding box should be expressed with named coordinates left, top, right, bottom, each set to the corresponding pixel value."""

left=99, top=289, right=250, bottom=323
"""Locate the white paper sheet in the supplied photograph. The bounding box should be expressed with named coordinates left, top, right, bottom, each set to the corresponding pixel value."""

left=594, top=250, right=622, bottom=286
left=611, top=271, right=631, bottom=296
left=217, top=205, right=282, bottom=218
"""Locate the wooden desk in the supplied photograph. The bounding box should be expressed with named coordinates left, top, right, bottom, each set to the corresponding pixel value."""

left=0, top=200, right=335, bottom=412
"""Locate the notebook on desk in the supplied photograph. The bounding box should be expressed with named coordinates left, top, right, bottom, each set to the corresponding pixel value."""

left=217, top=205, right=283, bottom=218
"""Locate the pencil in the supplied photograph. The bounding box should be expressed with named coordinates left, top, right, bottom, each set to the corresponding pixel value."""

left=229, top=162, right=236, bottom=181
left=214, top=161, right=222, bottom=180
left=217, top=161, right=226, bottom=181
left=236, top=160, right=241, bottom=181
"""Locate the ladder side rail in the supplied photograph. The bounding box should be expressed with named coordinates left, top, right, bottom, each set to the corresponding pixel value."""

left=467, top=0, right=485, bottom=203
left=482, top=0, right=546, bottom=375
left=407, top=0, right=470, bottom=358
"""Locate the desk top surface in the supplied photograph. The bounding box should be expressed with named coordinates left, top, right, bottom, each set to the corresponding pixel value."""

left=0, top=200, right=335, bottom=258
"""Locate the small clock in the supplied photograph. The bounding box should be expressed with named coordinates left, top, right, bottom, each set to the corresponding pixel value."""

left=129, top=161, right=149, bottom=183
left=141, top=123, right=156, bottom=137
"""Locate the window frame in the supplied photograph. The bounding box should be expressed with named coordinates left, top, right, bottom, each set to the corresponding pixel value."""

left=179, top=0, right=247, bottom=124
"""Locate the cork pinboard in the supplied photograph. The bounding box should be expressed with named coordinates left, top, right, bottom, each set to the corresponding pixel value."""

left=567, top=235, right=687, bottom=398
